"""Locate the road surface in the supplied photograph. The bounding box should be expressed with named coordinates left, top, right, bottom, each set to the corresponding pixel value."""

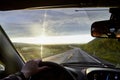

left=43, top=47, right=112, bottom=65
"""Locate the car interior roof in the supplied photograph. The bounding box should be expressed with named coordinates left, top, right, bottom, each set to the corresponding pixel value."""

left=0, top=0, right=120, bottom=11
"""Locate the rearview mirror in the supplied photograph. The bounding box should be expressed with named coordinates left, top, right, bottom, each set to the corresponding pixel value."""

left=91, top=20, right=120, bottom=38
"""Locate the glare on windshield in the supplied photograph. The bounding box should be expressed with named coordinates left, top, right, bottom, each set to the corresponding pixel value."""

left=0, top=8, right=110, bottom=44
left=2, top=8, right=119, bottom=67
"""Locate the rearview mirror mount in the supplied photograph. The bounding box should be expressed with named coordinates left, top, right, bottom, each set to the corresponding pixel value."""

left=91, top=8, right=120, bottom=40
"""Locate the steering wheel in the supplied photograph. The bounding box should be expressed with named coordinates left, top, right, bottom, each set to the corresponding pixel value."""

left=29, top=61, right=76, bottom=80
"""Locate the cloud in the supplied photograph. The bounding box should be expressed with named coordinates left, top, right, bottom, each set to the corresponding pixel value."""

left=0, top=8, right=110, bottom=39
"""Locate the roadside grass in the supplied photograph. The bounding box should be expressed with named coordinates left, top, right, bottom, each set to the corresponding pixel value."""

left=13, top=38, right=120, bottom=66
left=79, top=38, right=120, bottom=66
left=14, top=43, right=71, bottom=61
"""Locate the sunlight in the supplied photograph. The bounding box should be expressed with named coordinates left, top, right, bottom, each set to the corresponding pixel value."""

left=11, top=34, right=94, bottom=45
left=40, top=10, right=47, bottom=58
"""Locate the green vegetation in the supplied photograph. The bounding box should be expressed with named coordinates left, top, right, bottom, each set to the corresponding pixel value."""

left=80, top=38, right=120, bottom=65
left=13, top=38, right=120, bottom=65
left=14, top=43, right=71, bottom=61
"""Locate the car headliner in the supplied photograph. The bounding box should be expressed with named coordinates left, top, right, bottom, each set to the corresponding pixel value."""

left=0, top=0, right=120, bottom=11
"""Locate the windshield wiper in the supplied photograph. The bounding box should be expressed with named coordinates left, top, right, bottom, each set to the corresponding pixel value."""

left=61, top=62, right=115, bottom=68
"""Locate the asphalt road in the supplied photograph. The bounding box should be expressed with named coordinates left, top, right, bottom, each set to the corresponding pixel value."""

left=43, top=47, right=108, bottom=64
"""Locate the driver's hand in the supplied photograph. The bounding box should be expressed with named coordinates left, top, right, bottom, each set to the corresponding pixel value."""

left=21, top=59, right=48, bottom=78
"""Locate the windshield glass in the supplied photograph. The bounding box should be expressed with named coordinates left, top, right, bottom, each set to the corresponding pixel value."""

left=0, top=8, right=120, bottom=67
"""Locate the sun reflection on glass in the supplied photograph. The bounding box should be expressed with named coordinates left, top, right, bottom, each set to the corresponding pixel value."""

left=40, top=10, right=47, bottom=58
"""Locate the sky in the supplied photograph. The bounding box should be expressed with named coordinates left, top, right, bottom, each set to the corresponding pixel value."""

left=0, top=8, right=110, bottom=44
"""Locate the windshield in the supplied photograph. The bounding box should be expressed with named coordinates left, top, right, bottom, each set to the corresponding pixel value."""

left=0, top=8, right=120, bottom=67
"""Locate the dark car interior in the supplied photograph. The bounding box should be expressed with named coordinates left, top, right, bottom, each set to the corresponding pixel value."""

left=0, top=25, right=24, bottom=77
left=0, top=0, right=120, bottom=80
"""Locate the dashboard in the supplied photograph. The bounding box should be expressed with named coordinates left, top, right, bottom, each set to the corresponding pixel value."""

left=63, top=64, right=120, bottom=80
left=86, top=68, right=120, bottom=80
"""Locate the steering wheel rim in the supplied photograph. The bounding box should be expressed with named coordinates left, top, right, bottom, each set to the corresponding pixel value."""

left=29, top=61, right=76, bottom=80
